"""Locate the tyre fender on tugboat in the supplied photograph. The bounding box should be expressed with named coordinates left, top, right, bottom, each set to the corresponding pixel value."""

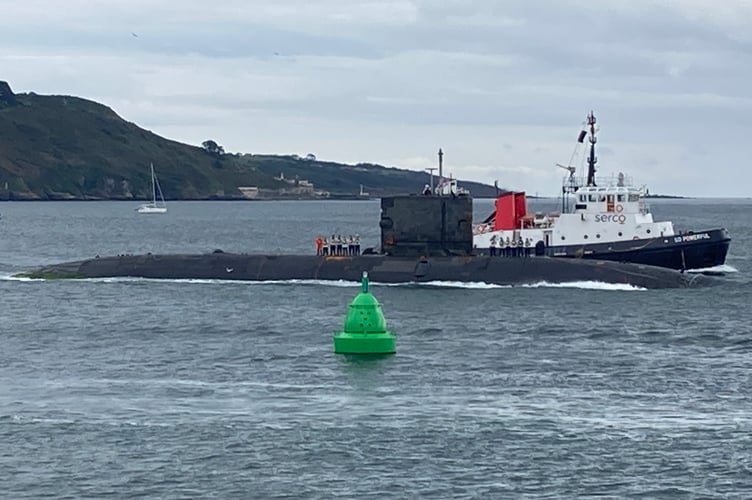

left=534, top=240, right=546, bottom=256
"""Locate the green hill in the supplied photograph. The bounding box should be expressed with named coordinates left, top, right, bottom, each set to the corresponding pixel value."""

left=0, top=81, right=499, bottom=200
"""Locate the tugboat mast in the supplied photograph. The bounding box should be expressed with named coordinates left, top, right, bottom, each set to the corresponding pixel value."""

left=586, top=111, right=597, bottom=187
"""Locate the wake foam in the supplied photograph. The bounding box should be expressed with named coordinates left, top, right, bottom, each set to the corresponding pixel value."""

left=0, top=273, right=43, bottom=282
left=521, top=280, right=646, bottom=291
left=1, top=275, right=644, bottom=290
left=687, top=264, right=738, bottom=274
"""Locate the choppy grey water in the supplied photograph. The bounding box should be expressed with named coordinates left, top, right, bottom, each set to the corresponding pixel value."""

left=1, top=198, right=751, bottom=499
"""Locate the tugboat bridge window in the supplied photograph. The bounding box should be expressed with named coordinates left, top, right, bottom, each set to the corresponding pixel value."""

left=617, top=194, right=626, bottom=202
left=579, top=195, right=587, bottom=202
left=589, top=194, right=597, bottom=202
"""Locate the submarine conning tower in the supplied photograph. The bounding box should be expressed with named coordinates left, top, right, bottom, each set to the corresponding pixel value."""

left=379, top=193, right=473, bottom=257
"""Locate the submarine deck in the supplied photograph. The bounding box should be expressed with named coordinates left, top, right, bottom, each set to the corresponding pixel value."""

left=20, top=252, right=715, bottom=289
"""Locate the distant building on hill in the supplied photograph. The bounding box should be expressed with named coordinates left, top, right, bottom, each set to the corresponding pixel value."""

left=237, top=186, right=259, bottom=199
left=237, top=173, right=329, bottom=199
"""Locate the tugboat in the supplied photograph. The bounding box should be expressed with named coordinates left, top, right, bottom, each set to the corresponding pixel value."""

left=473, top=112, right=731, bottom=271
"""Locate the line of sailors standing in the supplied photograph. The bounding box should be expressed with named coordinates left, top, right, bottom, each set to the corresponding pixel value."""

left=316, top=234, right=361, bottom=256
left=489, top=234, right=533, bottom=257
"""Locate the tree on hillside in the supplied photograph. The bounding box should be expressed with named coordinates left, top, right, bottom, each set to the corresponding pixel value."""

left=202, top=139, right=225, bottom=157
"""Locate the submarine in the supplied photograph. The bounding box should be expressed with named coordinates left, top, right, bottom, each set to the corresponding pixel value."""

left=21, top=187, right=713, bottom=289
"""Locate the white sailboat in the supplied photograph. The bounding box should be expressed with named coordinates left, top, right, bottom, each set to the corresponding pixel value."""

left=136, top=163, right=167, bottom=214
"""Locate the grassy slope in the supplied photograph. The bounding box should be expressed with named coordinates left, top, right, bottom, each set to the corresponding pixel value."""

left=0, top=90, right=498, bottom=199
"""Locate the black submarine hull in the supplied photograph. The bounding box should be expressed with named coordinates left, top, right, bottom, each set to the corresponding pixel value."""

left=24, top=253, right=713, bottom=289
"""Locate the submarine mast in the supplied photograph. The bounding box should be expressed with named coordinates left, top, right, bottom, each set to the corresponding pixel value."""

left=438, top=148, right=443, bottom=184
left=586, top=111, right=597, bottom=187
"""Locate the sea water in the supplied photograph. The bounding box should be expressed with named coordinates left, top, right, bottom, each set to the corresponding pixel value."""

left=0, top=198, right=751, bottom=498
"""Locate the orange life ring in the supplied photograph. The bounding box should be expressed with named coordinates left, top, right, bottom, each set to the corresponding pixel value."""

left=615, top=204, right=624, bottom=213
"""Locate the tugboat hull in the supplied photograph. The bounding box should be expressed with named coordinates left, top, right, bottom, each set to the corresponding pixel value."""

left=550, top=228, right=731, bottom=271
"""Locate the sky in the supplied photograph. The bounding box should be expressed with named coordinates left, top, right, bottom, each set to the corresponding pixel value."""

left=1, top=0, right=751, bottom=197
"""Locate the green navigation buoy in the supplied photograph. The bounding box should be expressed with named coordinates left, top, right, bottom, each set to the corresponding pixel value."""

left=333, top=272, right=396, bottom=354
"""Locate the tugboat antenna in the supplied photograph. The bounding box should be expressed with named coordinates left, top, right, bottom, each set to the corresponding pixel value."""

left=586, top=111, right=597, bottom=187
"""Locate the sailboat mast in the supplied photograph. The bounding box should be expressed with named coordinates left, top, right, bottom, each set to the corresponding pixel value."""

left=586, top=112, right=597, bottom=187
left=150, top=163, right=156, bottom=203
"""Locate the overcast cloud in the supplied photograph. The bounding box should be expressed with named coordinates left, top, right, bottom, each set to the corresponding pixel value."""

left=2, top=0, right=750, bottom=196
